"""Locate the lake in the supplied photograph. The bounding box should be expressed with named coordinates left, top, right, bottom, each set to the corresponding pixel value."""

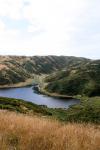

left=0, top=86, right=80, bottom=108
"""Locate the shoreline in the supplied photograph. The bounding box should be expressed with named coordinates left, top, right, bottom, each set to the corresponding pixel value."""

left=33, top=75, right=74, bottom=99
left=0, top=78, right=74, bottom=99
left=39, top=89, right=74, bottom=99
left=0, top=78, right=34, bottom=89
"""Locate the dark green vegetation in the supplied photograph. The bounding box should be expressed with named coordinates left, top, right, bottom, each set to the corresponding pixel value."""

left=0, top=55, right=89, bottom=85
left=45, top=60, right=100, bottom=97
left=0, top=97, right=51, bottom=116
left=0, top=97, right=100, bottom=124
left=50, top=97, right=100, bottom=124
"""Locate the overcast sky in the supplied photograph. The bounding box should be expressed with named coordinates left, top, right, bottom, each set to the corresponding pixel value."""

left=0, top=0, right=100, bottom=59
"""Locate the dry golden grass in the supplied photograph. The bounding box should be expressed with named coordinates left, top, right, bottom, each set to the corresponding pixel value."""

left=0, top=64, right=8, bottom=70
left=0, top=110, right=100, bottom=150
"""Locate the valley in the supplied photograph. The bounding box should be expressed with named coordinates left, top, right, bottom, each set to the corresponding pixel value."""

left=0, top=0, right=100, bottom=149
left=0, top=55, right=100, bottom=123
left=0, top=55, right=89, bottom=86
left=0, top=55, right=100, bottom=149
left=0, top=55, right=99, bottom=98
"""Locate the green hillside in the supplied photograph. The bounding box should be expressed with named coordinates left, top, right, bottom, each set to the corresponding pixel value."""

left=0, top=97, right=51, bottom=116
left=45, top=60, right=100, bottom=97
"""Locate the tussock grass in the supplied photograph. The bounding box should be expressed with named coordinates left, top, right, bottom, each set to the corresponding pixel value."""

left=0, top=110, right=100, bottom=150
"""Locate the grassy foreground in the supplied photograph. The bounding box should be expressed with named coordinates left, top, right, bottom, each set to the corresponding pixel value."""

left=0, top=110, right=100, bottom=150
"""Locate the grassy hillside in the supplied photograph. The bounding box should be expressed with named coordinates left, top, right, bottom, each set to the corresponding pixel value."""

left=45, top=60, right=100, bottom=97
left=0, top=110, right=99, bottom=150
left=0, top=96, right=99, bottom=149
left=0, top=97, right=51, bottom=116
left=0, top=55, right=89, bottom=86
left=49, top=96, right=100, bottom=124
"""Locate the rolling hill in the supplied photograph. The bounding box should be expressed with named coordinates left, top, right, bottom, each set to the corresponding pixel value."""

left=0, top=55, right=100, bottom=97
left=45, top=60, right=100, bottom=97
left=0, top=55, right=89, bottom=86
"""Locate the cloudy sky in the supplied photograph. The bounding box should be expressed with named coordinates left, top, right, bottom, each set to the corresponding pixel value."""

left=0, top=0, right=100, bottom=59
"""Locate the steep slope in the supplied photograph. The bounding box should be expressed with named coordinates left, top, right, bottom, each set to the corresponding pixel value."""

left=0, top=55, right=89, bottom=86
left=45, top=60, right=100, bottom=96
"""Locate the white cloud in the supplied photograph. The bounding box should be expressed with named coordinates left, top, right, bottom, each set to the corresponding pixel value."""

left=0, top=0, right=99, bottom=59
left=0, top=0, right=24, bottom=20
left=0, top=20, right=5, bottom=31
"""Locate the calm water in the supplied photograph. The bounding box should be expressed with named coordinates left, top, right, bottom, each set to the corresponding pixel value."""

left=0, top=86, right=80, bottom=108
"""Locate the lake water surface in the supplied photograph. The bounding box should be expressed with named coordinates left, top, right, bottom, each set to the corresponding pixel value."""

left=0, top=86, right=80, bottom=108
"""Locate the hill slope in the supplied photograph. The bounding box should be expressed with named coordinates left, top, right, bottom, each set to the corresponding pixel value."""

left=45, top=60, right=100, bottom=97
left=0, top=55, right=89, bottom=86
left=0, top=110, right=99, bottom=150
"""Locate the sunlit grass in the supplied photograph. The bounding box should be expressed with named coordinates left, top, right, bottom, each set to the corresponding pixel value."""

left=0, top=110, right=99, bottom=150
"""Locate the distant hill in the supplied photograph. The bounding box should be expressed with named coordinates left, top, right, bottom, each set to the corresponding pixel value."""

left=0, top=55, right=99, bottom=97
left=45, top=60, right=100, bottom=97
left=0, top=55, right=89, bottom=85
